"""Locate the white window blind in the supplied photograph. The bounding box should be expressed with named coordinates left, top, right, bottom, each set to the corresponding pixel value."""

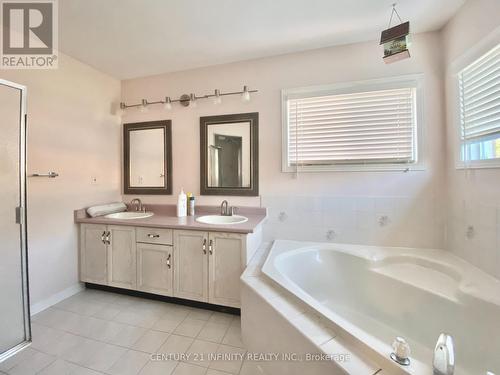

left=458, top=43, right=500, bottom=162
left=286, top=87, right=417, bottom=167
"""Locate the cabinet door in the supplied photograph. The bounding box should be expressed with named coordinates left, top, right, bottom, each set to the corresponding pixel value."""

left=137, top=243, right=173, bottom=296
left=107, top=225, right=136, bottom=289
left=173, top=230, right=208, bottom=302
left=208, top=232, right=245, bottom=308
left=80, top=224, right=108, bottom=284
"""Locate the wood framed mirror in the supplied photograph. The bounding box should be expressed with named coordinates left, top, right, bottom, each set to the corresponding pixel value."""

left=123, top=120, right=172, bottom=195
left=200, top=112, right=259, bottom=196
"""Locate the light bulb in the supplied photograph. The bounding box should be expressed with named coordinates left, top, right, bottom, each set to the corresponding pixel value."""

left=241, top=86, right=251, bottom=102
left=213, top=89, right=222, bottom=105
left=190, top=93, right=197, bottom=108
left=164, top=97, right=172, bottom=110
left=139, top=99, right=148, bottom=113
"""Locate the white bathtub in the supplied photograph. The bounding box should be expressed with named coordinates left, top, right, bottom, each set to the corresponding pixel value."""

left=262, top=240, right=500, bottom=375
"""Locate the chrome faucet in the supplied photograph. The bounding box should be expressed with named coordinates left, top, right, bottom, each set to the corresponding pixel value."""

left=130, top=198, right=144, bottom=212
left=220, top=200, right=229, bottom=216
left=433, top=333, right=455, bottom=375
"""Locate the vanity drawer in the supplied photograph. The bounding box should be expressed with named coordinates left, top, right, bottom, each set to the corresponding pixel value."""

left=136, top=227, right=173, bottom=245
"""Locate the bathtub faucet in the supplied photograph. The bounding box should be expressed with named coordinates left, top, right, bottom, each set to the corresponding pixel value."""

left=433, top=333, right=455, bottom=375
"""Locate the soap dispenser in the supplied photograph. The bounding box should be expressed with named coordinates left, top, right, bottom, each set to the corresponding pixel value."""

left=177, top=188, right=187, bottom=217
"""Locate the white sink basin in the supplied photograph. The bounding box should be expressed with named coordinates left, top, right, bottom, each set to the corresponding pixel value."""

left=196, top=215, right=248, bottom=225
left=105, top=211, right=154, bottom=220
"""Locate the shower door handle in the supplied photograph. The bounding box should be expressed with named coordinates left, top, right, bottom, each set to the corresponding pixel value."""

left=15, top=206, right=24, bottom=225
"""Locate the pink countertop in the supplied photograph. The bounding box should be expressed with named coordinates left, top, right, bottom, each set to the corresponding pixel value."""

left=74, top=204, right=267, bottom=234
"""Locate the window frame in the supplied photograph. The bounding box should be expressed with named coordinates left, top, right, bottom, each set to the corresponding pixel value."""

left=452, top=31, right=500, bottom=170
left=281, top=74, right=425, bottom=172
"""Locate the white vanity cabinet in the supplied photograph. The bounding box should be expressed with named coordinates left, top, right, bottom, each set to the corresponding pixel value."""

left=79, top=223, right=261, bottom=308
left=107, top=225, right=136, bottom=290
left=173, top=230, right=209, bottom=302
left=173, top=230, right=245, bottom=308
left=80, top=224, right=136, bottom=289
left=208, top=232, right=246, bottom=307
left=80, top=224, right=108, bottom=284
left=136, top=228, right=174, bottom=296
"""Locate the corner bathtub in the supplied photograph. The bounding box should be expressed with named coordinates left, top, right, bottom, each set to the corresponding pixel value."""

left=262, top=240, right=500, bottom=374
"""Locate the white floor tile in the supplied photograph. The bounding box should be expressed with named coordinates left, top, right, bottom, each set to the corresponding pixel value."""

left=197, top=322, right=230, bottom=343
left=105, top=324, right=147, bottom=347
left=61, top=337, right=99, bottom=365
left=158, top=335, right=194, bottom=355
left=6, top=349, right=55, bottom=375
left=81, top=342, right=126, bottom=372
left=173, top=319, right=206, bottom=338
left=138, top=359, right=178, bottom=375
left=106, top=349, right=150, bottom=375
left=171, top=362, right=206, bottom=375
left=91, top=304, right=122, bottom=320
left=152, top=316, right=184, bottom=333
left=55, top=295, right=105, bottom=316
left=0, top=349, right=42, bottom=372
left=206, top=369, right=233, bottom=375
left=132, top=330, right=169, bottom=353
left=208, top=312, right=234, bottom=325
left=185, top=339, right=219, bottom=368
left=209, top=344, right=246, bottom=374
left=37, top=358, right=104, bottom=375
left=239, top=360, right=266, bottom=375
left=114, top=309, right=160, bottom=329
left=186, top=308, right=213, bottom=321
left=221, top=325, right=244, bottom=349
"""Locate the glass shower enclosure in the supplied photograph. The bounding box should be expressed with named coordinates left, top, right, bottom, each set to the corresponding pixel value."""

left=0, top=78, right=31, bottom=361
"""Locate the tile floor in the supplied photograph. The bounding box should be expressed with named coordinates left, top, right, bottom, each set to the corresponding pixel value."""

left=0, top=289, right=261, bottom=375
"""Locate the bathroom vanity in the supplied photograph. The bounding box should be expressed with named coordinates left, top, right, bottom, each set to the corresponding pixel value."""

left=74, top=205, right=266, bottom=309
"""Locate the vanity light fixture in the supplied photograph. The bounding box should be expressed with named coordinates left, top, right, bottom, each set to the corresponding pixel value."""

left=117, top=86, right=258, bottom=113
left=164, top=96, right=172, bottom=110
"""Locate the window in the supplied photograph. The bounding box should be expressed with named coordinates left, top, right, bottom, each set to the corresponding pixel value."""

left=282, top=76, right=421, bottom=172
left=459, top=43, right=500, bottom=165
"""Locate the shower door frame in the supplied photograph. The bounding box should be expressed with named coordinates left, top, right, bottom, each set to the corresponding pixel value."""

left=0, top=78, right=31, bottom=362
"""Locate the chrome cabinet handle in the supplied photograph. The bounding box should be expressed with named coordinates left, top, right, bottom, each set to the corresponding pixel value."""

left=202, top=239, right=207, bottom=254
left=101, top=231, right=106, bottom=244
left=166, top=253, right=171, bottom=269
left=147, top=233, right=160, bottom=238
left=105, top=231, right=111, bottom=245
left=209, top=239, right=213, bottom=255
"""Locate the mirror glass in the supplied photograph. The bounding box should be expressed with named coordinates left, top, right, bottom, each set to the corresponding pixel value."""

left=200, top=113, right=258, bottom=196
left=124, top=120, right=172, bottom=195
left=129, top=128, right=165, bottom=187
left=207, top=122, right=251, bottom=188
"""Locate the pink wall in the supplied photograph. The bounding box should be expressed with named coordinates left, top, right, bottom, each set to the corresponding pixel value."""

left=442, top=0, right=500, bottom=278
left=1, top=53, right=122, bottom=310
left=122, top=32, right=447, bottom=249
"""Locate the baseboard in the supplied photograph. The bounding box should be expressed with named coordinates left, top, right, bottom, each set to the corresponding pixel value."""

left=30, top=283, right=84, bottom=316
left=86, top=283, right=241, bottom=315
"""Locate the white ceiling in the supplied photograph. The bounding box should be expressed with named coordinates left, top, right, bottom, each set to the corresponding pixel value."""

left=59, top=0, right=466, bottom=80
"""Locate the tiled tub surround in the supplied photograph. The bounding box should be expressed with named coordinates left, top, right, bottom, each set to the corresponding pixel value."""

left=446, top=196, right=500, bottom=279
left=242, top=241, right=500, bottom=375
left=261, top=195, right=445, bottom=250
left=0, top=289, right=258, bottom=375
left=75, top=204, right=267, bottom=235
